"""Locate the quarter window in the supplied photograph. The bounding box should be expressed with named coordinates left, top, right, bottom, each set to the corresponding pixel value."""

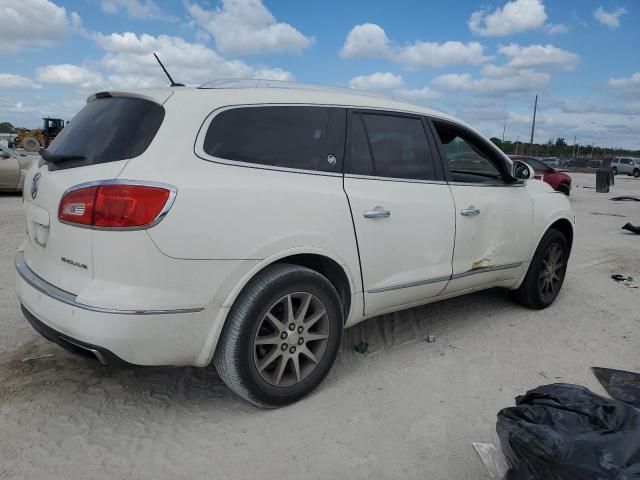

left=347, top=113, right=437, bottom=180
left=203, top=106, right=330, bottom=170
left=432, top=122, right=504, bottom=184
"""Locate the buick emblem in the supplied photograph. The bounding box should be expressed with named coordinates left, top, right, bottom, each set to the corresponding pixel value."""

left=31, top=172, right=41, bottom=200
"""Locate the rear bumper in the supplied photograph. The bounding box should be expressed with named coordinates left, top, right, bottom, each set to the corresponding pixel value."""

left=15, top=252, right=215, bottom=366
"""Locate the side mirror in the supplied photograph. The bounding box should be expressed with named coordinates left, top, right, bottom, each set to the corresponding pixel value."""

left=512, top=160, right=532, bottom=180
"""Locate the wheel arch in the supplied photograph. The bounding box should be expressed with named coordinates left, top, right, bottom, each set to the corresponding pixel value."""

left=547, top=218, right=574, bottom=257
left=194, top=248, right=358, bottom=366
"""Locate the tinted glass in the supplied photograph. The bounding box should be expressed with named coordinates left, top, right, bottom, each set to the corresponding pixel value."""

left=47, top=97, right=164, bottom=168
left=433, top=122, right=503, bottom=184
left=203, top=106, right=330, bottom=170
left=525, top=158, right=551, bottom=171
left=361, top=114, right=436, bottom=180
left=348, top=115, right=374, bottom=175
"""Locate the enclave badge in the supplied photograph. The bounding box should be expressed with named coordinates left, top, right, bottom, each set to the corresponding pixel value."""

left=31, top=172, right=41, bottom=200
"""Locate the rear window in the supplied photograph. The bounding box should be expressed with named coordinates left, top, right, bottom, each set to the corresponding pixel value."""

left=46, top=96, right=164, bottom=168
left=202, top=106, right=330, bottom=170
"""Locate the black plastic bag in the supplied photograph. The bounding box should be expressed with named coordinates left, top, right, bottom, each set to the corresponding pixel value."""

left=497, top=384, right=640, bottom=479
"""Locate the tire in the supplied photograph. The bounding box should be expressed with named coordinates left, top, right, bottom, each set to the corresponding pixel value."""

left=513, top=229, right=568, bottom=309
left=634, top=169, right=640, bottom=178
left=612, top=167, right=618, bottom=175
left=22, top=136, right=40, bottom=152
left=557, top=183, right=570, bottom=196
left=214, top=263, right=344, bottom=407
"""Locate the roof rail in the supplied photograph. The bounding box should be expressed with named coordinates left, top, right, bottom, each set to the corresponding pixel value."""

left=198, top=78, right=390, bottom=99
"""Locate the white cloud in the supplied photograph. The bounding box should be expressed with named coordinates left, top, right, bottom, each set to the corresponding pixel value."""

left=394, top=86, right=441, bottom=102
left=94, top=32, right=293, bottom=89
left=608, top=72, right=640, bottom=97
left=433, top=69, right=549, bottom=95
left=349, top=72, right=403, bottom=91
left=187, top=0, right=313, bottom=55
left=36, top=64, right=105, bottom=89
left=0, top=73, right=41, bottom=90
left=468, top=0, right=547, bottom=37
left=498, top=44, right=580, bottom=71
left=546, top=23, right=569, bottom=35
left=101, top=0, right=164, bottom=18
left=594, top=6, right=627, bottom=29
left=0, top=0, right=81, bottom=53
left=340, top=23, right=489, bottom=68
left=340, top=23, right=392, bottom=58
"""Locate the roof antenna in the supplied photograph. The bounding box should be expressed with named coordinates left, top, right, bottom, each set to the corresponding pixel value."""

left=154, top=53, right=184, bottom=87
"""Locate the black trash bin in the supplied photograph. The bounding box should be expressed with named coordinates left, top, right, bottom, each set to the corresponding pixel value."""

left=596, top=169, right=610, bottom=193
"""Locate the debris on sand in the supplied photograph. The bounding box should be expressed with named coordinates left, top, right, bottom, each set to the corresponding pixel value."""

left=622, top=222, right=640, bottom=234
left=22, top=353, right=54, bottom=362
left=354, top=341, right=369, bottom=355
left=612, top=274, right=639, bottom=288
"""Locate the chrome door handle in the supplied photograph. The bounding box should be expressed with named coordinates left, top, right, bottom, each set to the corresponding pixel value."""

left=460, top=206, right=480, bottom=216
left=363, top=206, right=391, bottom=219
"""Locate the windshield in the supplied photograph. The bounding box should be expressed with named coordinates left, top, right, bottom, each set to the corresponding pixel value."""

left=46, top=96, right=164, bottom=169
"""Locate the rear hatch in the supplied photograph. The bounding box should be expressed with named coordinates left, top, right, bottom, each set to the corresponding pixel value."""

left=22, top=92, right=169, bottom=295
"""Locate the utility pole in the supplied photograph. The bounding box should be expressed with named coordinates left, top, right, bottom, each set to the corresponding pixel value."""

left=502, top=112, right=507, bottom=143
left=572, top=135, right=577, bottom=158
left=529, top=94, right=538, bottom=156
left=515, top=135, right=520, bottom=154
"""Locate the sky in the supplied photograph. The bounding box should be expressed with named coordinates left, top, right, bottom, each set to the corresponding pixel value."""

left=1, top=0, right=639, bottom=149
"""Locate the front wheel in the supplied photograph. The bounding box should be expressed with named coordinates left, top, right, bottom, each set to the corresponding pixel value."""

left=634, top=169, right=640, bottom=178
left=612, top=167, right=618, bottom=175
left=513, top=229, right=568, bottom=309
left=214, top=263, right=344, bottom=407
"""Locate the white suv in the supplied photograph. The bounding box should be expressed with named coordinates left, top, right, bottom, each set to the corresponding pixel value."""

left=16, top=81, right=574, bottom=407
left=611, top=157, right=640, bottom=177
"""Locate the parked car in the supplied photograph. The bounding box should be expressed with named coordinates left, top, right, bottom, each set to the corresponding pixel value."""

left=542, top=157, right=560, bottom=168
left=0, top=146, right=35, bottom=192
left=510, top=155, right=572, bottom=195
left=15, top=82, right=575, bottom=407
left=611, top=157, right=640, bottom=177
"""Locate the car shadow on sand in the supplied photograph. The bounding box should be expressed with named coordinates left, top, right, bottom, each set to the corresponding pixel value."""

left=1, top=288, right=522, bottom=412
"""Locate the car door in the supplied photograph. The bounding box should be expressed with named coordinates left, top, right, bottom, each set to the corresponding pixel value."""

left=343, top=110, right=455, bottom=315
left=0, top=149, right=20, bottom=189
left=429, top=119, right=533, bottom=294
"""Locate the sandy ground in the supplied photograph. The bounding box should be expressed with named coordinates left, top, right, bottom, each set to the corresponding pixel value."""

left=1, top=173, right=639, bottom=479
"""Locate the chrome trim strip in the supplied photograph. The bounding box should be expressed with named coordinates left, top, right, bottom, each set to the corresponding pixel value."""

left=59, top=179, right=178, bottom=231
left=447, top=181, right=525, bottom=187
left=366, top=262, right=523, bottom=293
left=15, top=253, right=204, bottom=315
left=345, top=174, right=448, bottom=185
left=367, top=275, right=451, bottom=293
left=450, top=262, right=523, bottom=280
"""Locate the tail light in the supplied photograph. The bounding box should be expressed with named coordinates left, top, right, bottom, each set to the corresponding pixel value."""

left=59, top=181, right=175, bottom=229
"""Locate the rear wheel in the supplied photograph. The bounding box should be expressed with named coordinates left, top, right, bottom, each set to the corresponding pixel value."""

left=634, top=169, right=640, bottom=178
left=214, top=263, right=343, bottom=407
left=513, top=229, right=568, bottom=309
left=612, top=167, right=618, bottom=175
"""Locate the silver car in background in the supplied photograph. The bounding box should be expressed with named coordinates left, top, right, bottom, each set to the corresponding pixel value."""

left=611, top=157, right=640, bottom=177
left=0, top=146, right=36, bottom=192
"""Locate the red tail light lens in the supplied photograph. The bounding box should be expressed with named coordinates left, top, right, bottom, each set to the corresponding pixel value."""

left=59, top=182, right=173, bottom=229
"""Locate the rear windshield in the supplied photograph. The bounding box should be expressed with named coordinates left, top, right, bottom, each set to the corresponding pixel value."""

left=46, top=96, right=164, bottom=168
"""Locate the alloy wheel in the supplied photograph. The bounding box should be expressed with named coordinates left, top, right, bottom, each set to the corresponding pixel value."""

left=253, top=292, right=330, bottom=388
left=539, top=243, right=564, bottom=299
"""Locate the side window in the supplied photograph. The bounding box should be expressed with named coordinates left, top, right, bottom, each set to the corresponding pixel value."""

left=432, top=122, right=504, bottom=184
left=348, top=115, right=375, bottom=175
left=347, top=113, right=437, bottom=180
left=203, top=106, right=330, bottom=170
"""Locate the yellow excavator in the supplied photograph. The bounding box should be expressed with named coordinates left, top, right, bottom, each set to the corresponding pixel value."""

left=13, top=117, right=65, bottom=152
